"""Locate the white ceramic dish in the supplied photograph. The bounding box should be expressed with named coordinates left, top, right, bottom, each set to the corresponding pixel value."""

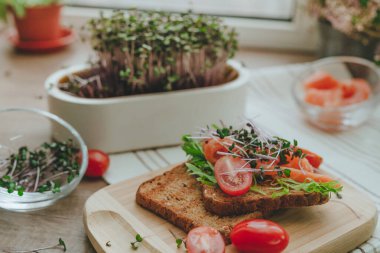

left=45, top=60, right=249, bottom=153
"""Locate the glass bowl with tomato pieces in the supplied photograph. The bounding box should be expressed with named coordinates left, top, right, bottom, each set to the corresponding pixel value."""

left=293, top=56, right=380, bottom=131
left=0, top=108, right=88, bottom=212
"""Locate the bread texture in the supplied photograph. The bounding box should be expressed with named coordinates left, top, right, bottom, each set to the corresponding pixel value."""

left=202, top=183, right=329, bottom=216
left=136, top=165, right=266, bottom=243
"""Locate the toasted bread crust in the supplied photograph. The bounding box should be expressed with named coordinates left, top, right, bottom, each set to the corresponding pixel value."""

left=202, top=184, right=329, bottom=216
left=136, top=165, right=265, bottom=243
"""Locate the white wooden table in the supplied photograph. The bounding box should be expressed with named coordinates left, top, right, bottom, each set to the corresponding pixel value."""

left=104, top=64, right=380, bottom=253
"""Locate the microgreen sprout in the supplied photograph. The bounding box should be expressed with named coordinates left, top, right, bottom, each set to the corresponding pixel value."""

left=168, top=229, right=185, bottom=249
left=270, top=177, right=342, bottom=199
left=0, top=140, right=80, bottom=195
left=61, top=10, right=238, bottom=98
left=1, top=238, right=67, bottom=252
left=130, top=234, right=143, bottom=250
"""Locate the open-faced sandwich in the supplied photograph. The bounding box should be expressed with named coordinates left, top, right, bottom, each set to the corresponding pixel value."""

left=136, top=120, right=342, bottom=252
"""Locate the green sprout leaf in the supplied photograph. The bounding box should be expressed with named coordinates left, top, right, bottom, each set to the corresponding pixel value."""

left=176, top=238, right=183, bottom=248
left=136, top=234, right=143, bottom=242
left=59, top=238, right=67, bottom=252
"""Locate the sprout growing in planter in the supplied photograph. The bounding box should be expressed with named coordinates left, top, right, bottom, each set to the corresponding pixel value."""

left=61, top=10, right=238, bottom=98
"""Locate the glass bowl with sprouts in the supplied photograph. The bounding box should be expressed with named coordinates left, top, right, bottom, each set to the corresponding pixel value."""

left=0, top=108, right=88, bottom=212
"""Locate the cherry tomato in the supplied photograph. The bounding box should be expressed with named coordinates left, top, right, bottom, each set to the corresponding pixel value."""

left=341, top=79, right=371, bottom=106
left=214, top=156, right=252, bottom=196
left=186, top=226, right=225, bottom=253
left=85, top=149, right=110, bottom=177
left=230, top=219, right=289, bottom=253
left=298, top=148, right=323, bottom=168
left=203, top=138, right=233, bottom=164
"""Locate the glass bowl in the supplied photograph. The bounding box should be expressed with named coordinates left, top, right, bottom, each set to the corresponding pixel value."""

left=0, top=108, right=88, bottom=212
left=293, top=56, right=380, bottom=131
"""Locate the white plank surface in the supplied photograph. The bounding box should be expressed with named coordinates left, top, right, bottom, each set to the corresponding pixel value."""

left=103, top=63, right=380, bottom=253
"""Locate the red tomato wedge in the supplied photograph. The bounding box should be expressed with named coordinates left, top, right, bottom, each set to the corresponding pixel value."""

left=340, top=78, right=371, bottom=106
left=285, top=156, right=315, bottom=173
left=305, top=87, right=343, bottom=107
left=231, top=219, right=289, bottom=253
left=298, top=148, right=323, bottom=168
left=203, top=138, right=233, bottom=164
left=214, top=156, right=252, bottom=196
left=304, top=72, right=372, bottom=107
left=304, top=71, right=340, bottom=90
left=186, top=226, right=225, bottom=253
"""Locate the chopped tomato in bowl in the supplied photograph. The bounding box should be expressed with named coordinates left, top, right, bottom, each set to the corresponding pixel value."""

left=293, top=56, right=380, bottom=131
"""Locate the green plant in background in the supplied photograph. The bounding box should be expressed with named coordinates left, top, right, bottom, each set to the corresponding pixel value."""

left=61, top=10, right=238, bottom=98
left=308, top=0, right=380, bottom=44
left=0, top=0, right=59, bottom=21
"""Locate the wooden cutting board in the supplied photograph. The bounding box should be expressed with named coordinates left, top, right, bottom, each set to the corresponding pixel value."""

left=84, top=164, right=377, bottom=253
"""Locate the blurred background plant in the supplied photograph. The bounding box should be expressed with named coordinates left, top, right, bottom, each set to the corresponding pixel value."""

left=0, top=0, right=58, bottom=21
left=60, top=10, right=238, bottom=98
left=0, top=0, right=62, bottom=43
left=308, top=0, right=380, bottom=61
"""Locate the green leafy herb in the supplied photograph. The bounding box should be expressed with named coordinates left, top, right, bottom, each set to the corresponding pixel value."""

left=271, top=177, right=342, bottom=199
left=176, top=238, right=183, bottom=248
left=131, top=234, right=144, bottom=250
left=0, top=0, right=59, bottom=21
left=169, top=229, right=185, bottom=249
left=283, top=168, right=291, bottom=177
left=0, top=238, right=67, bottom=252
left=62, top=10, right=238, bottom=98
left=136, top=234, right=143, bottom=242
left=250, top=184, right=267, bottom=195
left=182, top=135, right=217, bottom=185
left=359, top=0, right=369, bottom=7
left=59, top=238, right=67, bottom=252
left=0, top=140, right=80, bottom=196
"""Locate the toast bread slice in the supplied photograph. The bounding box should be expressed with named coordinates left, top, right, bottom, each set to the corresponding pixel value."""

left=202, top=182, right=329, bottom=216
left=136, top=164, right=267, bottom=243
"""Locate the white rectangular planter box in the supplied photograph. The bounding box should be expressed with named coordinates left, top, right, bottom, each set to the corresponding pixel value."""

left=45, top=60, right=249, bottom=153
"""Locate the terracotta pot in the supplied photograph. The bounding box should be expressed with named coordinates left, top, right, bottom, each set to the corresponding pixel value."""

left=12, top=4, right=62, bottom=41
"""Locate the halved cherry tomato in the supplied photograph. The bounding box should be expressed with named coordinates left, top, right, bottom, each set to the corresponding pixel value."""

left=305, top=87, right=343, bottom=107
left=340, top=79, right=371, bottom=106
left=230, top=219, right=289, bottom=253
left=304, top=72, right=372, bottom=108
left=304, top=72, right=340, bottom=90
left=214, top=156, right=252, bottom=196
left=84, top=149, right=110, bottom=177
left=186, top=226, right=225, bottom=253
left=298, top=148, right=323, bottom=168
left=203, top=138, right=233, bottom=164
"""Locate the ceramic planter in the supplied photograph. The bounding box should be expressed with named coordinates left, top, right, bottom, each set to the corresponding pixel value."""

left=12, top=4, right=62, bottom=41
left=45, top=60, right=249, bottom=153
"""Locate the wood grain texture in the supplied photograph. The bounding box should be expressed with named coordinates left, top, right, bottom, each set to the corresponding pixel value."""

left=84, top=164, right=377, bottom=253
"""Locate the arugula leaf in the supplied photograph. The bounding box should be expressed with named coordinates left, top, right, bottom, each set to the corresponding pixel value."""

left=182, top=135, right=204, bottom=158
left=271, top=187, right=289, bottom=198
left=185, top=163, right=217, bottom=185
left=271, top=177, right=342, bottom=199
left=250, top=185, right=266, bottom=195
left=182, top=135, right=217, bottom=185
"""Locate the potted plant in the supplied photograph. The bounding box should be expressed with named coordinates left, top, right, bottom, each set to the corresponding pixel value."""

left=45, top=11, right=249, bottom=153
left=0, top=0, right=62, bottom=41
left=308, top=0, right=380, bottom=61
